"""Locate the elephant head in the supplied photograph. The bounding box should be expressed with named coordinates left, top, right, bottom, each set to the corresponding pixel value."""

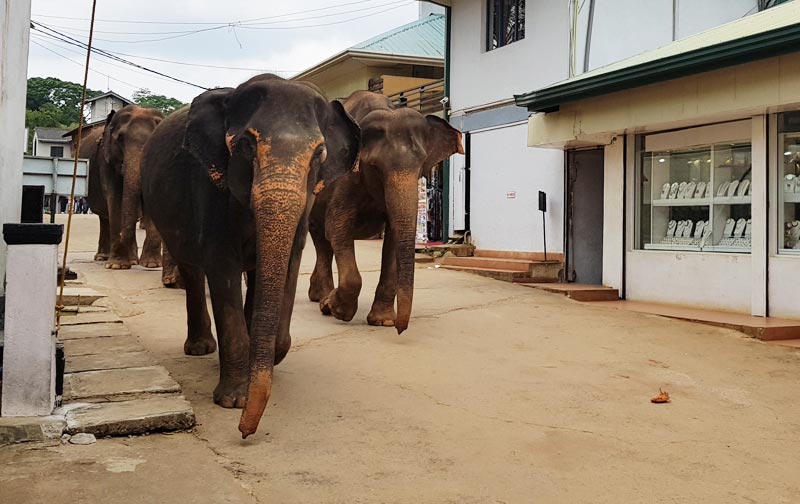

left=182, top=75, right=361, bottom=438
left=348, top=95, right=463, bottom=334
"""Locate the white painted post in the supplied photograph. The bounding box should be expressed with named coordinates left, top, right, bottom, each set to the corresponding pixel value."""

left=2, top=225, right=62, bottom=417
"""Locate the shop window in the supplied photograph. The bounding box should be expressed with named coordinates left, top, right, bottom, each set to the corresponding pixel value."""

left=637, top=121, right=752, bottom=253
left=486, top=0, right=525, bottom=51
left=778, top=111, right=800, bottom=253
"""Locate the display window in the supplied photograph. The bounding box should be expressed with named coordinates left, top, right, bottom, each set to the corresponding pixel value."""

left=778, top=111, right=800, bottom=253
left=636, top=121, right=752, bottom=253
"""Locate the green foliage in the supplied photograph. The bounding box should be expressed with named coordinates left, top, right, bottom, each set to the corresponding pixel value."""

left=132, top=88, right=186, bottom=115
left=26, top=76, right=102, bottom=127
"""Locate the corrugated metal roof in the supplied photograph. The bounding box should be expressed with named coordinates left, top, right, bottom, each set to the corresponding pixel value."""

left=34, top=127, right=70, bottom=141
left=352, top=14, right=444, bottom=58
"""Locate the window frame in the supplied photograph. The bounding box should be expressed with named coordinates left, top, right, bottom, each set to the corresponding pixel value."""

left=50, top=145, right=64, bottom=158
left=486, top=0, right=526, bottom=51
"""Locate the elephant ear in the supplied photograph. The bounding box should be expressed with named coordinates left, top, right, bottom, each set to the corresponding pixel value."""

left=182, top=88, right=233, bottom=191
left=422, top=115, right=464, bottom=177
left=315, top=100, right=361, bottom=194
left=101, top=110, right=116, bottom=164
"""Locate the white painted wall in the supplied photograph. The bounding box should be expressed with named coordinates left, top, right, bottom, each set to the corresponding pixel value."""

left=0, top=0, right=32, bottom=297
left=449, top=0, right=570, bottom=113
left=602, top=139, right=624, bottom=289
left=33, top=139, right=71, bottom=159
left=469, top=123, right=563, bottom=252
left=574, top=0, right=758, bottom=74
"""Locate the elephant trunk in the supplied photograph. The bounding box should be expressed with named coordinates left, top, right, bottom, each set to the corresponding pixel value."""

left=386, top=171, right=420, bottom=334
left=238, top=157, right=307, bottom=439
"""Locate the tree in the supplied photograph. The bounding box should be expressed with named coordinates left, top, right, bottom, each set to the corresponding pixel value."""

left=26, top=77, right=102, bottom=126
left=132, top=88, right=185, bottom=115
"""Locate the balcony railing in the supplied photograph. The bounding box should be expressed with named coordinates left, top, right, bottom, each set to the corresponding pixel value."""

left=386, top=79, right=445, bottom=115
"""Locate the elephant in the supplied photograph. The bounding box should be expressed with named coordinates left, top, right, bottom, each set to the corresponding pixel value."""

left=80, top=126, right=111, bottom=259
left=100, top=104, right=165, bottom=269
left=140, top=74, right=361, bottom=438
left=308, top=91, right=464, bottom=333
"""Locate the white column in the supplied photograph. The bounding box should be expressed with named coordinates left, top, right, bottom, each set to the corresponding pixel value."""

left=602, top=136, right=625, bottom=290
left=1, top=244, right=58, bottom=416
left=751, top=115, right=767, bottom=317
left=0, top=0, right=32, bottom=297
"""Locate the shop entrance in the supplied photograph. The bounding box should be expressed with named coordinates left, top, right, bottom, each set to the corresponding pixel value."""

left=566, top=148, right=605, bottom=284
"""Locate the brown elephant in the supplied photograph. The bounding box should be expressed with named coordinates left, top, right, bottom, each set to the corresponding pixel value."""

left=308, top=91, right=464, bottom=333
left=80, top=126, right=111, bottom=259
left=100, top=104, right=164, bottom=269
left=141, top=75, right=361, bottom=438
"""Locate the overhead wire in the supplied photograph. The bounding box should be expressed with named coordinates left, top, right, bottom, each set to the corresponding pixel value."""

left=30, top=39, right=143, bottom=90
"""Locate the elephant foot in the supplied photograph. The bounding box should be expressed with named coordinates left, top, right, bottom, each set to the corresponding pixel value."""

left=94, top=252, right=109, bottom=261
left=308, top=282, right=333, bottom=303
left=184, top=335, right=217, bottom=356
left=105, top=257, right=134, bottom=270
left=367, top=302, right=396, bottom=327
left=213, top=377, right=249, bottom=409
left=139, top=253, right=162, bottom=269
left=162, top=266, right=184, bottom=289
left=320, top=288, right=358, bottom=322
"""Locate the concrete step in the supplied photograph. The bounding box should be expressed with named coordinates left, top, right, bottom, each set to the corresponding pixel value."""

left=64, top=366, right=181, bottom=402
left=64, top=395, right=195, bottom=437
left=521, top=283, right=620, bottom=301
left=443, top=256, right=533, bottom=272
left=439, top=265, right=531, bottom=282
left=474, top=249, right=564, bottom=261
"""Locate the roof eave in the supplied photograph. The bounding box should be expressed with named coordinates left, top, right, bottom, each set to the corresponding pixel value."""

left=292, top=50, right=443, bottom=81
left=515, top=22, right=800, bottom=113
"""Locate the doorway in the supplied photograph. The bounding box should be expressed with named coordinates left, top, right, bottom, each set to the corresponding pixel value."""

left=566, top=148, right=605, bottom=285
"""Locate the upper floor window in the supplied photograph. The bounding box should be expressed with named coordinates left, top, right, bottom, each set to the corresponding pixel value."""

left=487, top=0, right=525, bottom=51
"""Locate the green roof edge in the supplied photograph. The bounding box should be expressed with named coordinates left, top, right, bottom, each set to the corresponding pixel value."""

left=514, top=22, right=800, bottom=113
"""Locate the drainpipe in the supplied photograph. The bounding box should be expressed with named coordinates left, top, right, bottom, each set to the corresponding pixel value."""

left=582, top=0, right=596, bottom=74
left=442, top=3, right=452, bottom=241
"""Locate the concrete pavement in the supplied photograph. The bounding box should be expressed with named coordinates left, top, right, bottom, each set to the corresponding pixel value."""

left=2, top=214, right=799, bottom=503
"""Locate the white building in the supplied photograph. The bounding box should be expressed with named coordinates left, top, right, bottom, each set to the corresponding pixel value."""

left=85, top=91, right=132, bottom=124
left=518, top=1, right=800, bottom=319
left=425, top=0, right=767, bottom=283
left=32, top=127, right=72, bottom=159
left=0, top=0, right=31, bottom=308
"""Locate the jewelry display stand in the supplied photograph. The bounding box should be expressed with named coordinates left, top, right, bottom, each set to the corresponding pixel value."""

left=643, top=141, right=752, bottom=253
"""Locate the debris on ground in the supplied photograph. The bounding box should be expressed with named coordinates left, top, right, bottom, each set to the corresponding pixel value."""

left=68, top=432, right=97, bottom=445
left=650, top=388, right=671, bottom=404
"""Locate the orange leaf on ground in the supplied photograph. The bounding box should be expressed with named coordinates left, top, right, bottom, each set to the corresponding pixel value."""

left=651, top=388, right=670, bottom=403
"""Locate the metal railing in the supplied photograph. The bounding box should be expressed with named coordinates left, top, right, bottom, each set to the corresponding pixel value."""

left=386, top=78, right=445, bottom=115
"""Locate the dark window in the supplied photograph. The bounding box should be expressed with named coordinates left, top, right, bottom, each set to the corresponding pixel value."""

left=50, top=146, right=64, bottom=158
left=487, top=0, right=525, bottom=51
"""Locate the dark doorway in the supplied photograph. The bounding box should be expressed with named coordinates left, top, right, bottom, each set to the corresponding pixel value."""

left=21, top=185, right=45, bottom=223
left=566, top=149, right=605, bottom=285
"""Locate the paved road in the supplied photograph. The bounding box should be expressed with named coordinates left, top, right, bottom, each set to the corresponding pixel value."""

left=3, top=214, right=800, bottom=503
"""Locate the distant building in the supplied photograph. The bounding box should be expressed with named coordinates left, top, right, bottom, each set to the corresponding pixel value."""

left=32, top=127, right=71, bottom=158
left=85, top=90, right=132, bottom=124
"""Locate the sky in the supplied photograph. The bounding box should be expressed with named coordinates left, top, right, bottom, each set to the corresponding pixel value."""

left=27, top=0, right=422, bottom=103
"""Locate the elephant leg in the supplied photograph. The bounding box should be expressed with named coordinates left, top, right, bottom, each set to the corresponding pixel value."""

left=308, top=221, right=334, bottom=303
left=161, top=247, right=184, bottom=288
left=106, top=180, right=136, bottom=269
left=94, top=214, right=110, bottom=261
left=320, top=206, right=361, bottom=321
left=179, top=263, right=216, bottom=356
left=139, top=216, right=163, bottom=268
left=368, top=225, right=398, bottom=327
left=207, top=270, right=249, bottom=408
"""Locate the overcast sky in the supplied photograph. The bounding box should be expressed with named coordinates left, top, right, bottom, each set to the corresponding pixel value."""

left=27, top=0, right=422, bottom=103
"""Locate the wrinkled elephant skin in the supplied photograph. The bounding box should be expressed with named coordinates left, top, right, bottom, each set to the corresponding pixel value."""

left=141, top=74, right=360, bottom=438
left=309, top=91, right=464, bottom=334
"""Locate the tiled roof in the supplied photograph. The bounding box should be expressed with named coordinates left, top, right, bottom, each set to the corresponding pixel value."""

left=34, top=127, right=70, bottom=142
left=352, top=14, right=444, bottom=58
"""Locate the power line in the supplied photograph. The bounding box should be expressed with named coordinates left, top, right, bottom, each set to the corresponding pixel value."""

left=34, top=31, right=298, bottom=74
left=31, top=32, right=189, bottom=85
left=31, top=22, right=209, bottom=90
left=30, top=39, right=142, bottom=91
left=31, top=0, right=386, bottom=25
